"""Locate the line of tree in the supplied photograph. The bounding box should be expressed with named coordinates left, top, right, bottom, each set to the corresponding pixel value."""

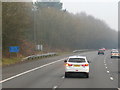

left=2, top=2, right=118, bottom=57
left=0, top=1, right=2, bottom=58
left=2, top=2, right=35, bottom=57
left=33, top=2, right=118, bottom=50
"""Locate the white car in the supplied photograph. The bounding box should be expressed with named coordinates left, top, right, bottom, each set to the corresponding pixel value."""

left=111, top=49, right=118, bottom=53
left=111, top=51, right=120, bottom=58
left=64, top=56, right=90, bottom=78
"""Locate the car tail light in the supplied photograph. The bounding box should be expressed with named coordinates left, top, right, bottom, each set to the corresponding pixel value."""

left=65, top=63, right=73, bottom=66
left=82, top=64, right=89, bottom=66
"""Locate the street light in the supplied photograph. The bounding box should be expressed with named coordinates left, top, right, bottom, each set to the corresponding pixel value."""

left=33, top=4, right=43, bottom=51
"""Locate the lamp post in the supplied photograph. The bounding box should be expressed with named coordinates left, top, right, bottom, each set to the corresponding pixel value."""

left=33, top=2, right=43, bottom=51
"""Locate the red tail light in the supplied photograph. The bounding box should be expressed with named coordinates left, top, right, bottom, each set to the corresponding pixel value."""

left=82, top=64, right=89, bottom=66
left=65, top=63, right=73, bottom=66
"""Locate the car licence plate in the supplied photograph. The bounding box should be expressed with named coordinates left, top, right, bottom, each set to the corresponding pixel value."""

left=74, top=65, right=80, bottom=67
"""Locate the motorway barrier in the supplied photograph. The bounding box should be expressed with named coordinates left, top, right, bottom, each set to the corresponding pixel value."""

left=73, top=49, right=95, bottom=53
left=22, top=49, right=95, bottom=61
left=22, top=52, right=57, bottom=61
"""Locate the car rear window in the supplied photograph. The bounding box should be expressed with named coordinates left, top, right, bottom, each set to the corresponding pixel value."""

left=68, top=58, right=85, bottom=63
left=99, top=50, right=103, bottom=51
left=112, top=52, right=119, bottom=53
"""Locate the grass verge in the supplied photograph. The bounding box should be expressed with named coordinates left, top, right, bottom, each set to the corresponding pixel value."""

left=2, top=52, right=71, bottom=66
left=2, top=57, right=24, bottom=66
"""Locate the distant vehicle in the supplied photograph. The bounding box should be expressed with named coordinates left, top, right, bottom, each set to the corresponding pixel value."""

left=111, top=49, right=118, bottom=53
left=101, top=48, right=106, bottom=51
left=111, top=51, right=120, bottom=58
left=64, top=56, right=89, bottom=78
left=111, top=49, right=116, bottom=51
left=98, top=50, right=104, bottom=55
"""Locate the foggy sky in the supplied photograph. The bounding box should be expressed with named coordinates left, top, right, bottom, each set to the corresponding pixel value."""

left=61, top=0, right=118, bottom=31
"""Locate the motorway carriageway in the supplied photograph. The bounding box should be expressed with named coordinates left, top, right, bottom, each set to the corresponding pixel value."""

left=1, top=50, right=119, bottom=89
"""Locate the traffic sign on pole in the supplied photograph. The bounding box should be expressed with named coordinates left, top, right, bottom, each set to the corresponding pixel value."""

left=9, top=46, right=20, bottom=52
left=36, top=45, right=43, bottom=51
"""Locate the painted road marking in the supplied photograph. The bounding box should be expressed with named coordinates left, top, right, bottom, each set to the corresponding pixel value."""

left=53, top=86, right=58, bottom=90
left=107, top=71, right=110, bottom=73
left=0, top=58, right=65, bottom=83
left=110, top=77, right=114, bottom=80
left=103, top=53, right=115, bottom=82
left=62, top=76, right=65, bottom=79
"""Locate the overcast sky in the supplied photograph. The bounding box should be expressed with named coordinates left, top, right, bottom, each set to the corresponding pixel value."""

left=61, top=0, right=119, bottom=31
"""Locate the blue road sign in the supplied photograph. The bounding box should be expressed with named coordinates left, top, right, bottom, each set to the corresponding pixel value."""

left=9, top=46, right=20, bottom=52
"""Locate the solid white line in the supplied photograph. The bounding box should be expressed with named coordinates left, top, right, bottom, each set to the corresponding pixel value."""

left=0, top=58, right=65, bottom=83
left=110, top=77, right=114, bottom=80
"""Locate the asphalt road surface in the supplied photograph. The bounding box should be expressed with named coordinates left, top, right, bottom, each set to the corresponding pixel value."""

left=2, top=51, right=119, bottom=89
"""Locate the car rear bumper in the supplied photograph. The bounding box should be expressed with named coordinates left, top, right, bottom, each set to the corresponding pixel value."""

left=65, top=69, right=89, bottom=73
left=111, top=56, right=120, bottom=58
left=98, top=53, right=104, bottom=54
left=65, top=71, right=89, bottom=74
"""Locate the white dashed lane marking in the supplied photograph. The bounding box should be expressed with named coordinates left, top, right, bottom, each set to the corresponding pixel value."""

left=62, top=76, right=64, bottom=79
left=53, top=86, right=58, bottom=90
left=104, top=54, right=114, bottom=82
left=110, top=77, right=114, bottom=80
left=107, top=71, right=110, bottom=73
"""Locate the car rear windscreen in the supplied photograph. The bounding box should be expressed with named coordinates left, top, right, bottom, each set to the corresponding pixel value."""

left=112, top=52, right=119, bottom=53
left=68, top=58, right=85, bottom=63
left=99, top=50, right=103, bottom=51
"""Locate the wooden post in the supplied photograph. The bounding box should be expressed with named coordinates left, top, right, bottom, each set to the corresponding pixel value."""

left=9, top=52, right=11, bottom=58
left=16, top=52, right=18, bottom=57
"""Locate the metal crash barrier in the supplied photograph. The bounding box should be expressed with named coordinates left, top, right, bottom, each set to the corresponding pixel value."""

left=22, top=53, right=57, bottom=61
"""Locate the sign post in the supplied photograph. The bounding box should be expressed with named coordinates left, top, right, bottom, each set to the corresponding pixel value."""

left=9, top=46, right=20, bottom=57
left=36, top=44, right=43, bottom=51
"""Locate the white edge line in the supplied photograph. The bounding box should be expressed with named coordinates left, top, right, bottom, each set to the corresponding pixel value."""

left=0, top=58, right=65, bottom=83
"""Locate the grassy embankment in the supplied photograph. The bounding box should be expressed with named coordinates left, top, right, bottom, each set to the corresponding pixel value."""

left=2, top=52, right=71, bottom=66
